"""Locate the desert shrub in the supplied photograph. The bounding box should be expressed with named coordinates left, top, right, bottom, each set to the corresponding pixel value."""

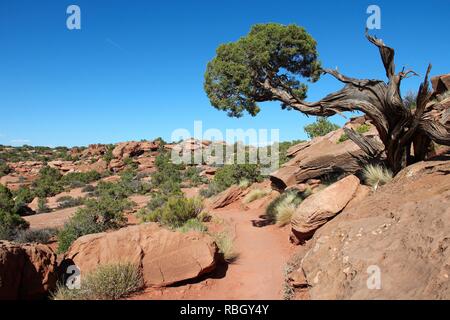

left=0, top=184, right=15, bottom=212
left=13, top=228, right=57, bottom=244
left=57, top=196, right=84, bottom=209
left=102, top=144, right=115, bottom=164
left=141, top=196, right=203, bottom=229
left=243, top=188, right=269, bottom=204
left=53, top=263, right=143, bottom=300
left=275, top=201, right=296, bottom=227
left=37, top=198, right=51, bottom=214
left=0, top=209, right=30, bottom=241
left=183, top=166, right=207, bottom=187
left=81, top=184, right=96, bottom=193
left=32, top=166, right=64, bottom=198
left=119, top=168, right=152, bottom=195
left=304, top=117, right=339, bottom=139
left=363, top=164, right=393, bottom=189
left=57, top=196, right=131, bottom=253
left=213, top=164, right=262, bottom=194
left=94, top=181, right=130, bottom=199
left=0, top=160, right=11, bottom=177
left=13, top=187, right=35, bottom=214
left=61, top=171, right=102, bottom=188
left=151, top=154, right=182, bottom=188
left=213, top=231, right=238, bottom=262
left=199, top=182, right=222, bottom=198
left=238, top=179, right=251, bottom=189
left=177, top=218, right=208, bottom=233
left=266, top=190, right=306, bottom=223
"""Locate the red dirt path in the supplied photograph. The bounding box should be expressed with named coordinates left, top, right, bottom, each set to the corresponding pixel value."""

left=130, top=198, right=296, bottom=300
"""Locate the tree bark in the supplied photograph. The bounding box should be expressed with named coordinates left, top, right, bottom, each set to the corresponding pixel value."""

left=260, top=30, right=450, bottom=174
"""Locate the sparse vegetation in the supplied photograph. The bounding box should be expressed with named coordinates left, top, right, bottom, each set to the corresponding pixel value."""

left=338, top=123, right=371, bottom=143
left=243, top=188, right=269, bottom=204
left=53, top=263, right=143, bottom=300
left=37, top=198, right=50, bottom=214
left=363, top=164, right=393, bottom=189
left=177, top=218, right=208, bottom=233
left=201, top=164, right=263, bottom=198
left=266, top=190, right=307, bottom=224
left=140, top=196, right=203, bottom=229
left=13, top=228, right=57, bottom=244
left=57, top=196, right=84, bottom=209
left=275, top=200, right=297, bottom=227
left=238, top=179, right=251, bottom=189
left=213, top=231, right=238, bottom=263
left=57, top=195, right=132, bottom=253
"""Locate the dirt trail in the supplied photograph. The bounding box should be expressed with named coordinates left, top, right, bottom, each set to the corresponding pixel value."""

left=131, top=198, right=295, bottom=300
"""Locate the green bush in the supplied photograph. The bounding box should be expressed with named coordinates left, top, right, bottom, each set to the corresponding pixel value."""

left=53, top=263, right=143, bottom=300
left=32, top=166, right=64, bottom=198
left=0, top=209, right=30, bottom=241
left=183, top=166, right=207, bottom=187
left=119, top=168, right=151, bottom=195
left=57, top=196, right=131, bottom=253
left=37, top=198, right=51, bottom=214
left=304, top=117, right=339, bottom=139
left=213, top=164, right=262, bottom=193
left=61, top=171, right=102, bottom=188
left=13, top=187, right=35, bottom=214
left=141, top=196, right=203, bottom=229
left=0, top=160, right=11, bottom=177
left=0, top=184, right=15, bottom=212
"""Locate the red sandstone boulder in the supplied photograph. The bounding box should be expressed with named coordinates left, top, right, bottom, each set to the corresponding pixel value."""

left=211, top=185, right=247, bottom=209
left=0, top=241, right=58, bottom=300
left=65, top=223, right=218, bottom=287
left=291, top=175, right=360, bottom=242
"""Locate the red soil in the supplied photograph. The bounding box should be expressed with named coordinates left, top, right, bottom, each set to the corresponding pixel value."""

left=129, top=198, right=296, bottom=300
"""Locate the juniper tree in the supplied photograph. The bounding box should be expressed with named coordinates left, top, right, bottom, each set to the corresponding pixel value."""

left=205, top=23, right=450, bottom=174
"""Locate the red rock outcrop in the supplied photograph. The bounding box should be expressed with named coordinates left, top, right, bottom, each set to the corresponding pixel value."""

left=297, top=160, right=450, bottom=299
left=0, top=241, right=58, bottom=300
left=270, top=116, right=380, bottom=190
left=65, top=223, right=218, bottom=287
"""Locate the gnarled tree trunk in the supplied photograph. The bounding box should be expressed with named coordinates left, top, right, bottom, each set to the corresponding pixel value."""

left=261, top=30, right=450, bottom=174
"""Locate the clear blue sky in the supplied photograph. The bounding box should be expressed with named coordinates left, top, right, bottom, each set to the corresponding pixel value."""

left=0, top=0, right=449, bottom=147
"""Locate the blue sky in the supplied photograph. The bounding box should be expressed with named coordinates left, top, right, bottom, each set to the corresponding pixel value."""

left=0, top=0, right=449, bottom=147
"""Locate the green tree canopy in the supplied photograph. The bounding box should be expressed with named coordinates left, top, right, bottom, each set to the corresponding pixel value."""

left=304, top=117, right=340, bottom=139
left=204, top=23, right=321, bottom=117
